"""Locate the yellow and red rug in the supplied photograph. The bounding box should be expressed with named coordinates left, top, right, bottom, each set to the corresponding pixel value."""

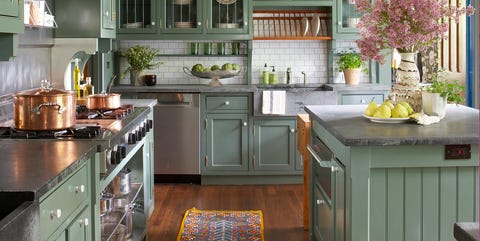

left=177, top=207, right=265, bottom=241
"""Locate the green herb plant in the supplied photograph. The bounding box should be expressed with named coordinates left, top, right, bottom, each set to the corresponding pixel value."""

left=424, top=69, right=465, bottom=104
left=336, top=49, right=368, bottom=73
left=121, top=45, right=161, bottom=76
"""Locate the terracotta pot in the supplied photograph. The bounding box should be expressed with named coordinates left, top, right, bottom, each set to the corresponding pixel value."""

left=85, top=93, right=121, bottom=110
left=343, top=68, right=361, bottom=85
left=13, top=86, right=76, bottom=130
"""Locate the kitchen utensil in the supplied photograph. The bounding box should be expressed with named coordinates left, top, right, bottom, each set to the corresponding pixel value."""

left=144, top=74, right=157, bottom=86
left=13, top=80, right=76, bottom=130
left=85, top=75, right=121, bottom=110
left=301, top=17, right=309, bottom=36
left=100, top=192, right=114, bottom=215
left=112, top=168, right=131, bottom=196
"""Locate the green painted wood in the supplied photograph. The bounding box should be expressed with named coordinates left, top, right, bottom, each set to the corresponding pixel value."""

left=334, top=159, right=345, bottom=241
left=55, top=0, right=115, bottom=38
left=341, top=94, right=384, bottom=105
left=205, top=113, right=249, bottom=171
left=253, top=119, right=296, bottom=171
left=369, top=169, right=386, bottom=241
left=439, top=168, right=457, bottom=241
left=205, top=95, right=249, bottom=113
left=67, top=206, right=90, bottom=241
left=116, top=0, right=157, bottom=34
left=386, top=168, right=404, bottom=241
left=457, top=167, right=477, bottom=221
left=102, top=0, right=116, bottom=30
left=0, top=33, right=17, bottom=61
left=0, top=0, right=23, bottom=35
left=205, top=0, right=249, bottom=35
left=0, top=0, right=20, bottom=17
left=159, top=0, right=203, bottom=34
left=404, top=168, right=422, bottom=241
left=422, top=167, right=440, bottom=241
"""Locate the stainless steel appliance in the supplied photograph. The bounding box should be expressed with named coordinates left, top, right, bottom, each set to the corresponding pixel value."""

left=307, top=136, right=345, bottom=241
left=139, top=93, right=200, bottom=181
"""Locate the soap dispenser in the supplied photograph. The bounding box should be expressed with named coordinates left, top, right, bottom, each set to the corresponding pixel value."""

left=269, top=66, right=278, bottom=84
left=262, top=63, right=269, bottom=84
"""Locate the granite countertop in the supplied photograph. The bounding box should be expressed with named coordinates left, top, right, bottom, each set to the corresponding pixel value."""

left=111, top=83, right=390, bottom=93
left=454, top=222, right=479, bottom=241
left=0, top=140, right=96, bottom=198
left=305, top=104, right=479, bottom=146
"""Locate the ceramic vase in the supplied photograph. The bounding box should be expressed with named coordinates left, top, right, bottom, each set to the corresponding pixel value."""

left=422, top=92, right=447, bottom=119
left=343, top=68, right=361, bottom=85
left=130, top=70, right=144, bottom=86
left=396, top=52, right=420, bottom=86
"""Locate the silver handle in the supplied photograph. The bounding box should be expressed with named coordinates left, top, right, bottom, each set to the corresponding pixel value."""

left=32, top=102, right=65, bottom=115
left=224, top=101, right=230, bottom=106
left=75, top=185, right=86, bottom=193
left=331, top=166, right=339, bottom=173
left=50, top=209, right=62, bottom=219
left=316, top=199, right=325, bottom=205
left=80, top=218, right=89, bottom=227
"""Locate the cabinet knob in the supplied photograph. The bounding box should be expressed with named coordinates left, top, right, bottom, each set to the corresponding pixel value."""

left=316, top=199, right=325, bottom=205
left=360, top=99, right=366, bottom=104
left=151, top=21, right=155, bottom=26
left=104, top=11, right=109, bottom=17
left=50, top=209, right=62, bottom=219
left=331, top=166, right=339, bottom=173
left=80, top=218, right=89, bottom=227
left=75, top=185, right=86, bottom=193
left=290, top=128, right=295, bottom=133
left=243, top=122, right=247, bottom=126
left=244, top=21, right=248, bottom=26
left=224, top=101, right=230, bottom=106
left=338, top=21, right=342, bottom=26
left=197, top=21, right=202, bottom=26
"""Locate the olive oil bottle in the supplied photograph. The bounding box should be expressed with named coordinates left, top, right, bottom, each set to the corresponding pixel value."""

left=73, top=58, right=81, bottom=97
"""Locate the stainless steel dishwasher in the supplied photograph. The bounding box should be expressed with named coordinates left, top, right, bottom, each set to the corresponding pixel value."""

left=139, top=93, right=200, bottom=182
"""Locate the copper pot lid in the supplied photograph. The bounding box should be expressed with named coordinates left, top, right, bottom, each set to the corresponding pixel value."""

left=14, top=80, right=75, bottom=97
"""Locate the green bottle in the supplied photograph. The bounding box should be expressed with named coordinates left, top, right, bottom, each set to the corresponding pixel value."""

left=262, top=63, right=269, bottom=84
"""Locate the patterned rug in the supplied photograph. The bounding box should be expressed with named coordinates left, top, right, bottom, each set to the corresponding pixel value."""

left=177, top=207, right=265, bottom=241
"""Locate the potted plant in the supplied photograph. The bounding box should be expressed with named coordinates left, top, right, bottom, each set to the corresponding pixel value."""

left=421, top=71, right=465, bottom=119
left=121, top=45, right=161, bottom=86
left=336, top=49, right=367, bottom=85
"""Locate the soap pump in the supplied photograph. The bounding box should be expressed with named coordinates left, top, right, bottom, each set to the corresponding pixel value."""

left=269, top=66, right=278, bottom=84
left=262, top=63, right=269, bottom=84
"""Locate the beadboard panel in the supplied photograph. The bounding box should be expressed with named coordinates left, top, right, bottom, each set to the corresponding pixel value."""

left=369, top=167, right=478, bottom=241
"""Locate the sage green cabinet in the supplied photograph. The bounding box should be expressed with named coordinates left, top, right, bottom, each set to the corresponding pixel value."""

left=0, top=0, right=24, bottom=33
left=117, top=0, right=156, bottom=34
left=253, top=119, right=296, bottom=172
left=204, top=113, right=249, bottom=172
left=66, top=206, right=91, bottom=241
left=338, top=91, right=387, bottom=105
left=55, top=0, right=116, bottom=38
left=332, top=0, right=360, bottom=39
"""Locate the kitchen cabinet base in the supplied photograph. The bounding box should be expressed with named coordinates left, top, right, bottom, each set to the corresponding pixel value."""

left=201, top=175, right=302, bottom=185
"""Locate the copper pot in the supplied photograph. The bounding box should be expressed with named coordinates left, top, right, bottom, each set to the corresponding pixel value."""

left=13, top=87, right=76, bottom=131
left=85, top=93, right=121, bottom=110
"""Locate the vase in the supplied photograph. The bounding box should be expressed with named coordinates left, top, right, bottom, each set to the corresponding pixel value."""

left=343, top=68, right=361, bottom=85
left=421, top=92, right=447, bottom=119
left=130, top=70, right=144, bottom=86
left=396, top=52, right=420, bottom=86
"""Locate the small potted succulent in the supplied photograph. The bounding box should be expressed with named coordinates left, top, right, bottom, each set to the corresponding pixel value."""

left=336, top=49, right=368, bottom=85
left=422, top=70, right=465, bottom=119
left=121, top=45, right=161, bottom=86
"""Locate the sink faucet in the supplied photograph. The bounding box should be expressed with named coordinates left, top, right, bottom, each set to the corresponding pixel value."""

left=301, top=71, right=307, bottom=84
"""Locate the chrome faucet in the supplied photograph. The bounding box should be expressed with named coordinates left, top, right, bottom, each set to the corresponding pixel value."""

left=301, top=71, right=307, bottom=84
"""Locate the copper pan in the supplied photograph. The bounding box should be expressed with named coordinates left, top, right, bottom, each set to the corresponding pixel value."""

left=85, top=75, right=121, bottom=110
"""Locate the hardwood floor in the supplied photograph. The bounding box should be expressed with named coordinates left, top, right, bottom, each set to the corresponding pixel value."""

left=147, top=184, right=309, bottom=241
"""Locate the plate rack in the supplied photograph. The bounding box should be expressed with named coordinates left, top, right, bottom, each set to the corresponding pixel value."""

left=253, top=10, right=331, bottom=40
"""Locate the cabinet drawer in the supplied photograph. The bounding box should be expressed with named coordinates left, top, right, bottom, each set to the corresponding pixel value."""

left=341, top=94, right=384, bottom=105
left=206, top=96, right=249, bottom=113
left=40, top=165, right=89, bottom=241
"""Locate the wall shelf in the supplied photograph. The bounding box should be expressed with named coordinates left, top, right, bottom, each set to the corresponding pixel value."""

left=253, top=10, right=332, bottom=40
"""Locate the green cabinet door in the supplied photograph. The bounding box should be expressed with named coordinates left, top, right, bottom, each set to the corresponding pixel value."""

left=55, top=0, right=116, bottom=38
left=253, top=119, right=296, bottom=171
left=205, top=113, right=249, bottom=171
left=66, top=206, right=91, bottom=241
left=332, top=0, right=360, bottom=40
left=117, top=0, right=157, bottom=34
left=160, top=0, right=203, bottom=34
left=0, top=0, right=21, bottom=19
left=205, top=0, right=249, bottom=35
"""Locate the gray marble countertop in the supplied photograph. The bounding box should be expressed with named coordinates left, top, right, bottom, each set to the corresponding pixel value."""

left=305, top=104, right=479, bottom=146
left=111, top=83, right=390, bottom=93
left=454, top=222, right=479, bottom=241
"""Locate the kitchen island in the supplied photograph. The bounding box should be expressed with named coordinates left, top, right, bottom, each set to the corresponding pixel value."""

left=305, top=104, right=479, bottom=241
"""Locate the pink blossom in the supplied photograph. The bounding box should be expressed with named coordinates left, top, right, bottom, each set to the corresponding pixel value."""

left=355, top=0, right=476, bottom=63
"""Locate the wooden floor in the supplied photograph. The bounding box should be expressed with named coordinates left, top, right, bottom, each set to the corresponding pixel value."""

left=147, top=183, right=309, bottom=241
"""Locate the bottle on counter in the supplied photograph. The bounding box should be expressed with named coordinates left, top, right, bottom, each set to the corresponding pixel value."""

left=73, top=58, right=81, bottom=97
left=269, top=66, right=278, bottom=84
left=84, top=77, right=94, bottom=96
left=78, top=75, right=86, bottom=98
left=262, top=63, right=269, bottom=84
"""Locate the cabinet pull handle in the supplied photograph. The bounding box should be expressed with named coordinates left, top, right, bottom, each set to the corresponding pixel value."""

left=204, top=155, right=208, bottom=167
left=224, top=101, right=230, bottom=106
left=316, top=199, right=325, bottom=205
left=75, top=184, right=86, bottom=193
left=104, top=11, right=109, bottom=17
left=159, top=19, right=162, bottom=28
left=244, top=21, right=248, bottom=26
left=290, top=128, right=295, bottom=133
left=243, top=122, right=247, bottom=126
left=199, top=21, right=203, bottom=27
left=80, top=218, right=89, bottom=227
left=151, top=21, right=155, bottom=26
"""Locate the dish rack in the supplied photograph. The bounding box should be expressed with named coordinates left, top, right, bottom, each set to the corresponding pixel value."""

left=253, top=10, right=331, bottom=40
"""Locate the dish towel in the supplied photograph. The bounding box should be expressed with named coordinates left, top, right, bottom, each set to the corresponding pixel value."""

left=262, top=90, right=286, bottom=115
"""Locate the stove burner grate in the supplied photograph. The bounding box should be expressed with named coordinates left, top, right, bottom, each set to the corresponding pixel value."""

left=0, top=126, right=102, bottom=139
left=76, top=105, right=134, bottom=120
